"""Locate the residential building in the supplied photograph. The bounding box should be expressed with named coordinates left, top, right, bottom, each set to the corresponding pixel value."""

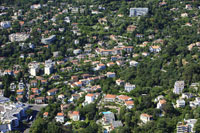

left=68, top=111, right=80, bottom=121
left=117, top=95, right=132, bottom=103
left=85, top=93, right=95, bottom=104
left=0, top=98, right=29, bottom=132
left=129, top=8, right=148, bottom=17
left=35, top=97, right=45, bottom=104
left=157, top=99, right=166, bottom=110
left=149, top=45, right=161, bottom=53
left=124, top=83, right=136, bottom=92
left=129, top=60, right=139, bottom=67
left=177, top=119, right=197, bottom=133
left=55, top=113, right=65, bottom=123
left=140, top=113, right=153, bottom=124
left=41, top=35, right=56, bottom=44
left=1, top=21, right=11, bottom=28
left=102, top=112, right=115, bottom=125
left=43, top=112, right=48, bottom=118
left=47, top=88, right=58, bottom=96
left=111, top=121, right=123, bottom=130
left=104, top=94, right=116, bottom=102
left=116, top=79, right=125, bottom=86
left=106, top=72, right=116, bottom=78
left=173, top=81, right=184, bottom=95
left=44, top=64, right=53, bottom=75
left=9, top=33, right=30, bottom=42
left=125, top=101, right=134, bottom=109
left=176, top=99, right=185, bottom=108
left=30, top=64, right=39, bottom=76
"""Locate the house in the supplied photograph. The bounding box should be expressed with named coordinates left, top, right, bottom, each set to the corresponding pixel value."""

left=127, top=25, right=136, bottom=32
left=190, top=97, right=200, bottom=108
left=116, top=79, right=125, bottom=86
left=85, top=93, right=95, bottom=104
left=69, top=94, right=80, bottom=102
left=71, top=76, right=79, bottom=82
left=1, top=21, right=11, bottom=29
left=140, top=113, right=153, bottom=124
left=129, top=60, right=139, bottom=67
left=102, top=112, right=115, bottom=125
left=107, top=62, right=115, bottom=67
left=41, top=35, right=56, bottom=44
left=43, top=112, right=48, bottom=118
left=74, top=81, right=82, bottom=87
left=129, top=8, right=148, bottom=17
left=106, top=72, right=116, bottom=78
left=30, top=80, right=37, bottom=87
left=55, top=113, right=65, bottom=123
left=157, top=99, right=166, bottom=110
left=104, top=94, right=116, bottom=102
left=35, top=97, right=45, bottom=104
left=47, top=88, right=58, bottom=96
left=117, top=95, right=132, bottom=103
left=149, top=45, right=161, bottom=53
left=154, top=95, right=164, bottom=102
left=16, top=95, right=23, bottom=101
left=125, top=101, right=134, bottom=109
left=16, top=89, right=24, bottom=95
left=18, top=81, right=25, bottom=90
left=177, top=119, right=197, bottom=133
left=173, top=81, right=184, bottom=95
left=68, top=111, right=80, bottom=121
left=73, top=49, right=82, bottom=55
left=111, top=121, right=123, bottom=130
left=58, top=94, right=65, bottom=99
left=116, top=60, right=124, bottom=66
left=181, top=93, right=194, bottom=99
left=176, top=99, right=185, bottom=108
left=96, top=64, right=106, bottom=71
left=31, top=88, right=40, bottom=95
left=124, top=83, right=136, bottom=92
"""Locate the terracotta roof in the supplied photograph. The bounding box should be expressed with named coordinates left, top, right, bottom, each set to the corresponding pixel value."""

left=57, top=112, right=64, bottom=116
left=125, top=101, right=134, bottom=105
left=86, top=93, right=94, bottom=97
left=35, top=97, right=45, bottom=100
left=48, top=88, right=58, bottom=93
left=43, top=112, right=48, bottom=116
left=141, top=113, right=152, bottom=118
left=159, top=99, right=166, bottom=104
left=17, top=89, right=24, bottom=93
left=118, top=95, right=132, bottom=101
left=73, top=111, right=79, bottom=115
left=105, top=94, right=116, bottom=99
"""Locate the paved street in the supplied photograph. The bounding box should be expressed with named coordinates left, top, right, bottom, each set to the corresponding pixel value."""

left=24, top=104, right=48, bottom=133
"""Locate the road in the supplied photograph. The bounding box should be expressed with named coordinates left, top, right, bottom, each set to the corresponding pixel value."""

left=24, top=104, right=48, bottom=133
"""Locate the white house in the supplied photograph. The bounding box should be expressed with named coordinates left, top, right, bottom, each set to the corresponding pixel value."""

left=55, top=113, right=65, bottom=123
left=140, top=113, right=153, bottom=124
left=106, top=72, right=116, bottom=78
left=1, top=21, right=11, bottom=29
left=68, top=111, right=80, bottom=121
left=125, top=101, right=134, bottom=109
left=177, top=119, right=197, bottom=133
left=124, top=83, right=136, bottom=92
left=129, top=60, right=139, bottom=67
left=30, top=64, right=39, bottom=76
left=44, top=64, right=53, bottom=75
left=176, top=99, right=185, bottom=108
left=173, top=81, right=184, bottom=95
left=157, top=99, right=166, bottom=109
left=149, top=45, right=161, bottom=53
left=85, top=93, right=95, bottom=104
